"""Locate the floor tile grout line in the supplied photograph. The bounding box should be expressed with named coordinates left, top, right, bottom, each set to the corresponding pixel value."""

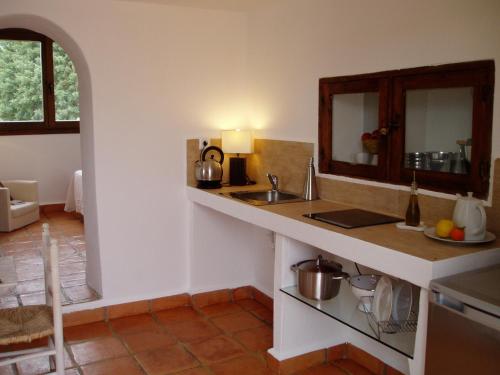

left=149, top=310, right=207, bottom=371
left=105, top=315, right=155, bottom=375
left=193, top=303, right=273, bottom=369
left=64, top=321, right=136, bottom=372
left=152, top=304, right=273, bottom=372
left=63, top=339, right=82, bottom=374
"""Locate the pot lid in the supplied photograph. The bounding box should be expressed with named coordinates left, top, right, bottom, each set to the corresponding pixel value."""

left=298, top=255, right=343, bottom=274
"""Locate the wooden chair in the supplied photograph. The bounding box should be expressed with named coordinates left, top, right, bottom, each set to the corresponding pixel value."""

left=0, top=223, right=65, bottom=374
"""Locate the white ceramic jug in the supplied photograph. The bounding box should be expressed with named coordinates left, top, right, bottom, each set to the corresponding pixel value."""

left=452, top=192, right=487, bottom=241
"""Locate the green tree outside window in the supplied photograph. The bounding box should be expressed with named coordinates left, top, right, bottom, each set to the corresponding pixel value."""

left=0, top=31, right=79, bottom=131
left=0, top=40, right=43, bottom=121
left=54, top=42, right=79, bottom=121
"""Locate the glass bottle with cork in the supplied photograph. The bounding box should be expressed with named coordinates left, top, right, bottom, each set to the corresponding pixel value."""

left=405, top=171, right=421, bottom=226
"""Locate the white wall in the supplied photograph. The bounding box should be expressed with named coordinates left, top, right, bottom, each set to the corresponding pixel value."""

left=190, top=203, right=275, bottom=296
left=246, top=0, right=500, bottom=196
left=0, top=135, right=81, bottom=204
left=0, top=0, right=249, bottom=305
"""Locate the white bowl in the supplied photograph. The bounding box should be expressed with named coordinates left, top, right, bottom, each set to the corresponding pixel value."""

left=350, top=275, right=380, bottom=312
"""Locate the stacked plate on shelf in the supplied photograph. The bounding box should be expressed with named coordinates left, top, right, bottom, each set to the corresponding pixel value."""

left=405, top=151, right=452, bottom=172
left=405, top=152, right=427, bottom=170
left=372, top=276, right=416, bottom=325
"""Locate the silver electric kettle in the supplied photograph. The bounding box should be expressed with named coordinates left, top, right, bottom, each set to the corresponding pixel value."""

left=194, top=145, right=224, bottom=189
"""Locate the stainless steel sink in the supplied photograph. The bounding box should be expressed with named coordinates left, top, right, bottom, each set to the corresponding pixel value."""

left=228, top=190, right=304, bottom=205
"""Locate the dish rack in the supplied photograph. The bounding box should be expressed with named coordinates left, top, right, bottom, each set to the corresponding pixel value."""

left=360, top=296, right=418, bottom=337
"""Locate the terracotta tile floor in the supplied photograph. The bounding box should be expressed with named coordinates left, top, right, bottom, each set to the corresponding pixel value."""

left=0, top=210, right=98, bottom=308
left=0, top=213, right=378, bottom=374
left=0, top=300, right=377, bottom=374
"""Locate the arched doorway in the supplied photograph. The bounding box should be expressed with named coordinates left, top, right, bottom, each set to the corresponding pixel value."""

left=0, top=15, right=102, bottom=303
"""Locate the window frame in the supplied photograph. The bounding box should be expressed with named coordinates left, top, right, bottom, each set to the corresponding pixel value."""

left=0, top=28, right=80, bottom=136
left=318, top=77, right=390, bottom=181
left=318, top=60, right=494, bottom=198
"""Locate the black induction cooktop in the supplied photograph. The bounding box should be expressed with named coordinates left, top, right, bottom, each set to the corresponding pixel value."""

left=303, top=209, right=402, bottom=229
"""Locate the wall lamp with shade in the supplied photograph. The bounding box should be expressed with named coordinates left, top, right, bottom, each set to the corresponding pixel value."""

left=221, top=129, right=253, bottom=186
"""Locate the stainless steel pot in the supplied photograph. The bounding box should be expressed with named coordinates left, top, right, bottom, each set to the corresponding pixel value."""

left=291, top=255, right=349, bottom=300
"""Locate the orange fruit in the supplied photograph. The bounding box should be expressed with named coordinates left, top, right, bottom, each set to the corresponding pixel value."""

left=436, top=219, right=454, bottom=238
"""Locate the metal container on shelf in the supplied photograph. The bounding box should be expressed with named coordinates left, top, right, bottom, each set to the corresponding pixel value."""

left=290, top=255, right=348, bottom=301
left=405, top=152, right=427, bottom=170
left=426, top=151, right=451, bottom=172
left=451, top=144, right=469, bottom=174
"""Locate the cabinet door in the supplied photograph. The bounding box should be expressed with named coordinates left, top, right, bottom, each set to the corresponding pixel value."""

left=319, top=78, right=390, bottom=180
left=390, top=63, right=493, bottom=197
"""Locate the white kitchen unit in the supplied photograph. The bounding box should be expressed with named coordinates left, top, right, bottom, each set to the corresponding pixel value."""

left=187, top=185, right=500, bottom=375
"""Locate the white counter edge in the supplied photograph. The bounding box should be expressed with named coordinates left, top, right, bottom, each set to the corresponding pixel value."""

left=187, top=186, right=500, bottom=288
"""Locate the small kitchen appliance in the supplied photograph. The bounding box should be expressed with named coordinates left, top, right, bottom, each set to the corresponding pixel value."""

left=452, top=192, right=487, bottom=241
left=194, top=145, right=224, bottom=189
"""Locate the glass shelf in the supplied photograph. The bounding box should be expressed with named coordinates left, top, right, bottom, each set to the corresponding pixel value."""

left=280, top=281, right=416, bottom=358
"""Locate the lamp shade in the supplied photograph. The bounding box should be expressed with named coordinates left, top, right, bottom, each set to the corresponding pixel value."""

left=221, top=130, right=253, bottom=154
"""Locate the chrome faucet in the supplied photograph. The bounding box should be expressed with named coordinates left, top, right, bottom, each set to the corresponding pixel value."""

left=267, top=173, right=279, bottom=191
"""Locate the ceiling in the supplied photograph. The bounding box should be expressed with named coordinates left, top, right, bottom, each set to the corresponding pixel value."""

left=116, top=0, right=281, bottom=12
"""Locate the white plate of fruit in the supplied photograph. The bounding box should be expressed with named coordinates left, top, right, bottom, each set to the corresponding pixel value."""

left=424, top=219, right=496, bottom=244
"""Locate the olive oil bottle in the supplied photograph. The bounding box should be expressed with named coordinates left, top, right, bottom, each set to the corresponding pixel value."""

left=405, top=172, right=421, bottom=226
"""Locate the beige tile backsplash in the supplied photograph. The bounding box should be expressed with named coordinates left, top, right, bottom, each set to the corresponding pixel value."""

left=187, top=138, right=499, bottom=235
left=246, top=139, right=314, bottom=194
left=186, top=138, right=199, bottom=187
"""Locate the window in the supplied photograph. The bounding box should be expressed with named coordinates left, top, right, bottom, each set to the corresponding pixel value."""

left=319, top=61, right=494, bottom=198
left=0, top=28, right=80, bottom=135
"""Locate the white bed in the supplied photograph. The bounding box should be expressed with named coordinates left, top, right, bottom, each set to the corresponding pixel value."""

left=64, top=170, right=84, bottom=215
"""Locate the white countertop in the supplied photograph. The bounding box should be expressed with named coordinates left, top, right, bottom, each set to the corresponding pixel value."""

left=187, top=185, right=500, bottom=288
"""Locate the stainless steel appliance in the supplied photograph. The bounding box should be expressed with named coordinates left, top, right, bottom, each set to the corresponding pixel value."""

left=426, top=264, right=500, bottom=375
left=302, top=157, right=319, bottom=201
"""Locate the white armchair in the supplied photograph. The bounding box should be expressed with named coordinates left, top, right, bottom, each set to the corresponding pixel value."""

left=0, top=180, right=40, bottom=232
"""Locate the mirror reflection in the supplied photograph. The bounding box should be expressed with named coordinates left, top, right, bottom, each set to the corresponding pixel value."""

left=405, top=87, right=473, bottom=174
left=332, top=92, right=379, bottom=165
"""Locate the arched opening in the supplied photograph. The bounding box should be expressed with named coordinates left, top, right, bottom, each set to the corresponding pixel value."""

left=0, top=15, right=102, bottom=303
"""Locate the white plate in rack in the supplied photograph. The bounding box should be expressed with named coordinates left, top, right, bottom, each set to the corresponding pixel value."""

left=373, top=276, right=393, bottom=322
left=392, top=281, right=412, bottom=322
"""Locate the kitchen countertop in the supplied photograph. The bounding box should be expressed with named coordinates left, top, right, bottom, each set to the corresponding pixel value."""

left=261, top=198, right=499, bottom=262
left=187, top=184, right=500, bottom=287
